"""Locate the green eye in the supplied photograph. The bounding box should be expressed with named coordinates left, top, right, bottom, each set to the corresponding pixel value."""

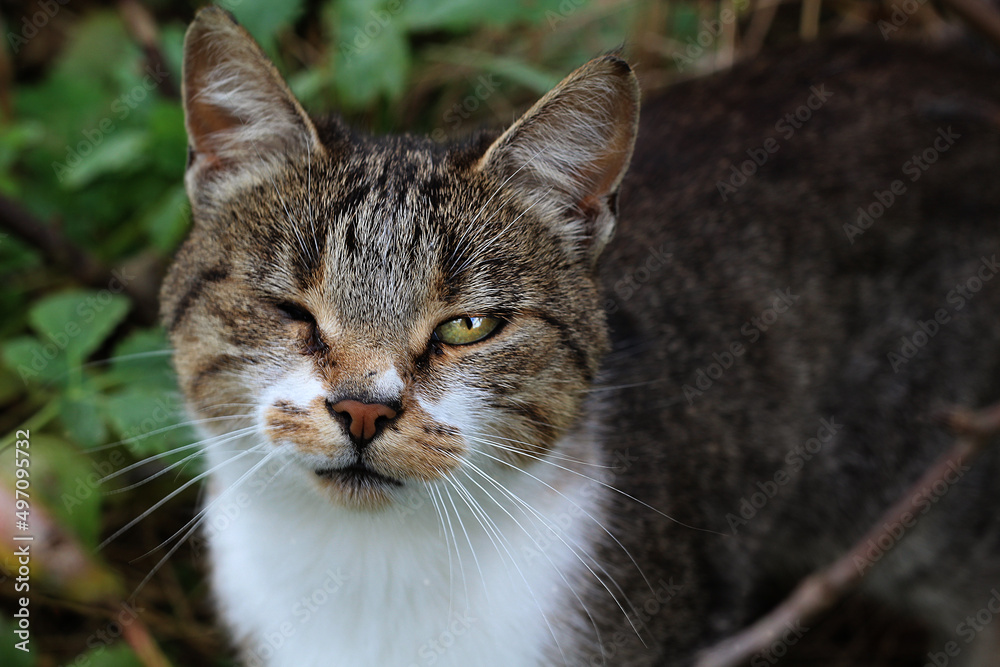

left=434, top=316, right=501, bottom=345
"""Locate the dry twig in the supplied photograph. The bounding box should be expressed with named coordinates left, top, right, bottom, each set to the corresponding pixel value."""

left=696, top=400, right=1000, bottom=667
left=118, top=0, right=180, bottom=100
left=121, top=613, right=174, bottom=667
left=0, top=194, right=160, bottom=323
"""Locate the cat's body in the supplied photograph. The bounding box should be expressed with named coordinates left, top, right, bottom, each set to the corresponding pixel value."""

left=597, top=37, right=1000, bottom=662
left=164, top=8, right=1000, bottom=666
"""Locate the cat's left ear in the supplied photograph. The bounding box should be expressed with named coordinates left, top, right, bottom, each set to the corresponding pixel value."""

left=476, top=55, right=639, bottom=264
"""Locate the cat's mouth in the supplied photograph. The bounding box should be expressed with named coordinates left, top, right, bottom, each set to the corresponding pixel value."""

left=314, top=463, right=403, bottom=488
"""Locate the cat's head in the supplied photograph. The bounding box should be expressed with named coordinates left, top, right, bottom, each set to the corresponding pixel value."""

left=161, top=7, right=639, bottom=509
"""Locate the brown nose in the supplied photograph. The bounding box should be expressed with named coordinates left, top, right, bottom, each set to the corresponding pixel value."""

left=329, top=399, right=398, bottom=442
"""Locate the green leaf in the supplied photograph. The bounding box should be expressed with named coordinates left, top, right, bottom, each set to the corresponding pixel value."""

left=2, top=336, right=70, bottom=387
left=16, top=72, right=109, bottom=153
left=225, top=0, right=307, bottom=54
left=429, top=48, right=560, bottom=94
left=60, top=130, right=149, bottom=189
left=0, top=233, right=40, bottom=280
left=104, top=327, right=178, bottom=392
left=14, top=14, right=139, bottom=138
left=58, top=394, right=108, bottom=448
left=145, top=102, right=187, bottom=176
left=141, top=184, right=190, bottom=253
left=0, top=120, right=45, bottom=195
left=288, top=67, right=331, bottom=108
left=28, top=289, right=131, bottom=366
left=400, top=0, right=525, bottom=31
left=55, top=12, right=140, bottom=86
left=470, top=56, right=560, bottom=94
left=159, top=24, right=187, bottom=83
left=0, top=363, right=24, bottom=404
left=103, top=389, right=194, bottom=460
left=331, top=4, right=411, bottom=109
left=68, top=643, right=143, bottom=667
left=673, top=2, right=702, bottom=42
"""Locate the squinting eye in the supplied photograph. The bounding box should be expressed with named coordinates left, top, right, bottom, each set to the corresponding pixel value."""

left=434, top=316, right=501, bottom=345
left=276, top=301, right=315, bottom=323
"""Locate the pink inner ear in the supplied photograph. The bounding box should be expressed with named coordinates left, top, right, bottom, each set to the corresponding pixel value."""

left=187, top=94, right=241, bottom=143
left=182, top=11, right=262, bottom=170
left=583, top=141, right=633, bottom=200
left=183, top=27, right=246, bottom=169
left=186, top=100, right=241, bottom=167
left=181, top=11, right=326, bottom=185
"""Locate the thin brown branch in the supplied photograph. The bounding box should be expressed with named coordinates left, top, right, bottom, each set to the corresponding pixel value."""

left=0, top=194, right=160, bottom=324
left=0, top=194, right=107, bottom=283
left=122, top=613, right=174, bottom=667
left=945, top=401, right=1000, bottom=436
left=743, top=0, right=781, bottom=57
left=696, top=400, right=1000, bottom=667
left=800, top=0, right=822, bottom=40
left=118, top=0, right=180, bottom=100
left=29, top=594, right=174, bottom=666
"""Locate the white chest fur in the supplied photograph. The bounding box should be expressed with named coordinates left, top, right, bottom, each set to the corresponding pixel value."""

left=201, top=440, right=607, bottom=667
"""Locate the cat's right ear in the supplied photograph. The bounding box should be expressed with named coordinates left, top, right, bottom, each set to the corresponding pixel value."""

left=182, top=7, right=325, bottom=201
left=476, top=55, right=639, bottom=265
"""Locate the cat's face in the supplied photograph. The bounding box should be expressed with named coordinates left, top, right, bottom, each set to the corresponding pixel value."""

left=162, top=8, right=638, bottom=509
left=163, top=142, right=608, bottom=508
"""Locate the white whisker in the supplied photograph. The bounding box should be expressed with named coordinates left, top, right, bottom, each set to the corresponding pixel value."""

left=98, top=439, right=267, bottom=551
left=423, top=481, right=455, bottom=619
left=84, top=412, right=253, bottom=454
left=79, top=349, right=175, bottom=371
left=451, top=458, right=609, bottom=652
left=471, top=434, right=727, bottom=538
left=457, top=455, right=637, bottom=645
left=468, top=436, right=660, bottom=602
left=100, top=424, right=257, bottom=485
left=135, top=441, right=279, bottom=561
left=127, top=443, right=280, bottom=599
left=443, top=469, right=569, bottom=666
left=474, top=431, right=615, bottom=469
left=439, top=483, right=471, bottom=605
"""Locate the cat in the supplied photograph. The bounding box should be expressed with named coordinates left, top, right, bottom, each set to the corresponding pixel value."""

left=161, top=6, right=1000, bottom=666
